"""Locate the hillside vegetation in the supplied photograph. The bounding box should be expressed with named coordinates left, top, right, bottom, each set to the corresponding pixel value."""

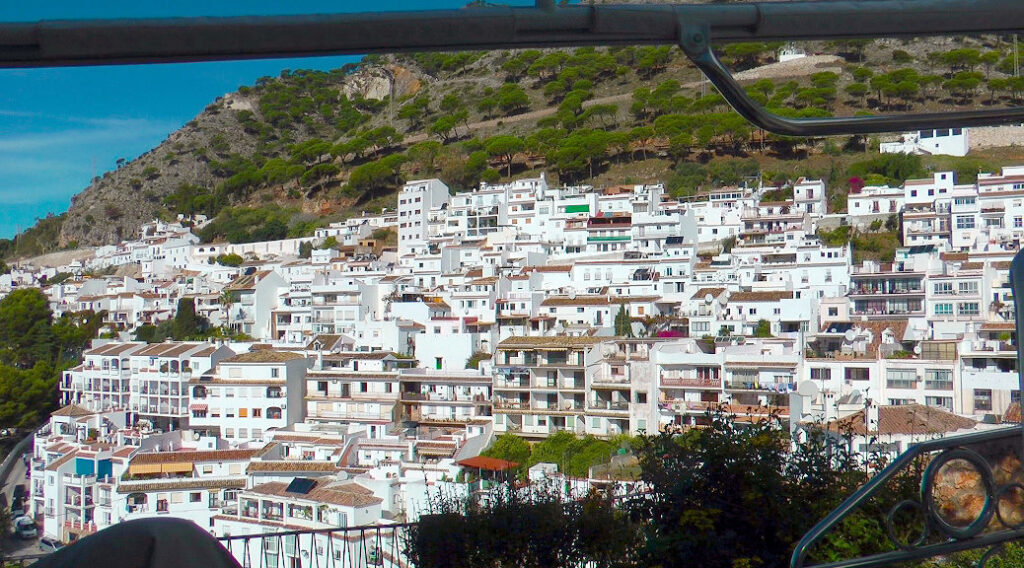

left=7, top=34, right=1024, bottom=257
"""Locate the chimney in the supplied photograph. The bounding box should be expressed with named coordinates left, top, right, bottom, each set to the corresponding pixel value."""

left=822, top=392, right=836, bottom=423
left=865, top=399, right=879, bottom=432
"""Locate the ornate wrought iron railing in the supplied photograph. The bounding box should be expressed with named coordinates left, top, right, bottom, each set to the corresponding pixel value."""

left=791, top=250, right=1024, bottom=568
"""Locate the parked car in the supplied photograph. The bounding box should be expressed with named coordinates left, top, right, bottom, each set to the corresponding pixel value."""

left=39, top=537, right=64, bottom=552
left=14, top=516, right=37, bottom=539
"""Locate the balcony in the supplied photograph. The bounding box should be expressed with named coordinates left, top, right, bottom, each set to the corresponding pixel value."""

left=588, top=401, right=630, bottom=412
left=591, top=373, right=630, bottom=386
left=726, top=381, right=795, bottom=393
left=661, top=376, right=721, bottom=388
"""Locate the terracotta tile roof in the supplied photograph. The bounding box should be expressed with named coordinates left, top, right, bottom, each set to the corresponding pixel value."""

left=247, top=461, right=341, bottom=473
left=116, top=478, right=246, bottom=494
left=266, top=434, right=347, bottom=446
left=457, top=456, right=519, bottom=471
left=691, top=287, right=725, bottom=300
left=730, top=291, right=794, bottom=302
left=248, top=480, right=382, bottom=508
left=85, top=343, right=145, bottom=356
left=1004, top=402, right=1021, bottom=423
left=130, top=449, right=259, bottom=465
left=541, top=295, right=658, bottom=307
left=529, top=265, right=573, bottom=273
left=980, top=322, right=1016, bottom=331
left=226, top=271, right=272, bottom=291
left=497, top=335, right=604, bottom=349
left=940, top=252, right=970, bottom=261
left=223, top=351, right=306, bottom=363
left=45, top=451, right=77, bottom=472
left=823, top=404, right=976, bottom=436
left=51, top=404, right=97, bottom=418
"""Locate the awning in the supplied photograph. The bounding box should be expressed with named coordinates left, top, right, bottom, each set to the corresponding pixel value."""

left=160, top=462, right=193, bottom=474
left=189, top=404, right=208, bottom=411
left=128, top=463, right=162, bottom=475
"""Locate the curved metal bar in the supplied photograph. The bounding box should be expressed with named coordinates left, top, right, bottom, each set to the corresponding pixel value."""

left=2, top=0, right=1024, bottom=68
left=677, top=22, right=1024, bottom=136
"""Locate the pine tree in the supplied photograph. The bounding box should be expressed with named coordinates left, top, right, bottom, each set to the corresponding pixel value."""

left=614, top=304, right=634, bottom=337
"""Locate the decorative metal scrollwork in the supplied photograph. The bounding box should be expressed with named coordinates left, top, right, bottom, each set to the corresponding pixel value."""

left=793, top=239, right=1024, bottom=568
left=791, top=428, right=1024, bottom=568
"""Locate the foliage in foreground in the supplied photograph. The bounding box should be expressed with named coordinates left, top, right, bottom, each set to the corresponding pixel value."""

left=0, top=289, right=105, bottom=426
left=412, top=409, right=924, bottom=568
left=482, top=430, right=633, bottom=478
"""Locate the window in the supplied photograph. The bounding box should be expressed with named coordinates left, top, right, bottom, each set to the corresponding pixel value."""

left=252, top=408, right=261, bottom=417
left=224, top=428, right=234, bottom=438
left=922, top=342, right=957, bottom=360
left=956, top=215, right=975, bottom=229
left=886, top=369, right=916, bottom=389
left=958, top=281, right=978, bottom=295
left=845, top=368, right=869, bottom=381
left=1015, top=216, right=1023, bottom=228
left=974, top=389, right=993, bottom=411
left=924, top=369, right=953, bottom=390
left=827, top=307, right=838, bottom=316
left=934, top=303, right=953, bottom=316
left=270, top=368, right=279, bottom=378
left=958, top=302, right=980, bottom=316
left=190, top=492, right=202, bottom=503
left=933, top=282, right=953, bottom=295
left=926, top=396, right=953, bottom=410
left=810, top=368, right=831, bottom=381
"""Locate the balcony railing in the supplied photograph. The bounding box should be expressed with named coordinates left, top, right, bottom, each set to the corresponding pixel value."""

left=218, top=522, right=414, bottom=568
left=660, top=376, right=721, bottom=388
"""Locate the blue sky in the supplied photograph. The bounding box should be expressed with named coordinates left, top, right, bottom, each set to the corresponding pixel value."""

left=0, top=1, right=536, bottom=239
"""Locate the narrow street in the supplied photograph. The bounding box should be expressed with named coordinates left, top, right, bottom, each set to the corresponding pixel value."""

left=1, top=444, right=53, bottom=561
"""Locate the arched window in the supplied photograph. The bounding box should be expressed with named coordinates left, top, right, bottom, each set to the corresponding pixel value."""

left=266, top=407, right=283, bottom=420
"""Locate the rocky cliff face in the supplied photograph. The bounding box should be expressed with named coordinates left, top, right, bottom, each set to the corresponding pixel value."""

left=57, top=63, right=425, bottom=247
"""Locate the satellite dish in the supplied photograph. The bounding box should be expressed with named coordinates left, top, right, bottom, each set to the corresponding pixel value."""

left=913, top=344, right=922, bottom=354
left=568, top=287, right=577, bottom=300
left=704, top=294, right=714, bottom=304
left=796, top=381, right=820, bottom=398
left=844, top=329, right=856, bottom=342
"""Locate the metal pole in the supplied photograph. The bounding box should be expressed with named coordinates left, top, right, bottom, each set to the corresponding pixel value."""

left=1010, top=249, right=1024, bottom=454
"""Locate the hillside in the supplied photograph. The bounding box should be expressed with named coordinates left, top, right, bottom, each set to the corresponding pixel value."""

left=6, top=34, right=1024, bottom=256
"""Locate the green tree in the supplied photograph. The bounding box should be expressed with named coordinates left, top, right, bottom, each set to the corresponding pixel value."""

left=429, top=116, right=459, bottom=143
left=298, top=241, right=313, bottom=259
left=753, top=319, right=773, bottom=338
left=439, top=93, right=462, bottom=113
left=496, top=83, right=531, bottom=115
left=614, top=304, right=633, bottom=337
left=628, top=408, right=915, bottom=568
left=172, top=298, right=208, bottom=340
left=408, top=141, right=443, bottom=173
left=482, top=433, right=531, bottom=465
left=215, top=253, right=244, bottom=267
left=0, top=289, right=56, bottom=369
left=485, top=135, right=525, bottom=177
